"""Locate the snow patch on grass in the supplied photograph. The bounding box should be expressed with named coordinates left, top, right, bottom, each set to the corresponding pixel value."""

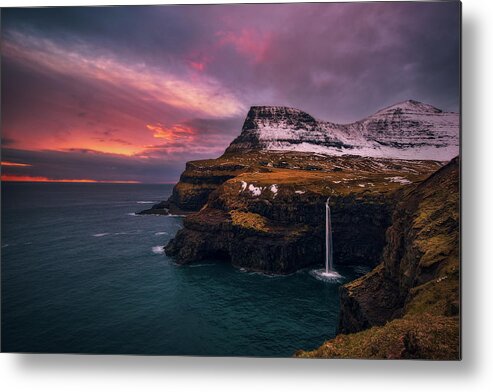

left=248, top=184, right=263, bottom=196
left=386, top=176, right=412, bottom=185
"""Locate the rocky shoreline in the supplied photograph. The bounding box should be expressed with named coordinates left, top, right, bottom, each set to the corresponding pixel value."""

left=136, top=200, right=191, bottom=216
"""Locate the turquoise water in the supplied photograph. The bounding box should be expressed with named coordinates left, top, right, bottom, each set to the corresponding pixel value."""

left=1, top=182, right=367, bottom=357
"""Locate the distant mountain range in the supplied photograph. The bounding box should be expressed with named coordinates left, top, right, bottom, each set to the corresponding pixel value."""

left=225, top=100, right=459, bottom=161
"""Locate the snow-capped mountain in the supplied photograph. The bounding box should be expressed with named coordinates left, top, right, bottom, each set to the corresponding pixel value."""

left=224, top=100, right=459, bottom=160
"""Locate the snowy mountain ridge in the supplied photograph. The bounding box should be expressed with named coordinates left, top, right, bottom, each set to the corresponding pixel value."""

left=224, top=100, right=459, bottom=161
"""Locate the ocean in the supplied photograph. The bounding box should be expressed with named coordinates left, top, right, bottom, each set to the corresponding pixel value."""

left=1, top=182, right=367, bottom=357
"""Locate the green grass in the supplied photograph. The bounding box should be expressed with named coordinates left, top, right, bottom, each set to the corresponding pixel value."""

left=296, top=314, right=459, bottom=360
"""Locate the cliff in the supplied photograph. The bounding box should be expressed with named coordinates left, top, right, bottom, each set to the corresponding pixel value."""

left=296, top=157, right=460, bottom=359
left=164, top=151, right=442, bottom=273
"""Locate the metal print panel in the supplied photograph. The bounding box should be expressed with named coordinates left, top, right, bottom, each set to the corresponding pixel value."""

left=0, top=1, right=461, bottom=359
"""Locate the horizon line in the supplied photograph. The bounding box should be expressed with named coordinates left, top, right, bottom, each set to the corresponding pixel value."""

left=1, top=176, right=177, bottom=185
left=1, top=180, right=177, bottom=184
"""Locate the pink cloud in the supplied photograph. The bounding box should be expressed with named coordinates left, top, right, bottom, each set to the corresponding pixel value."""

left=216, top=29, right=272, bottom=63
left=146, top=123, right=196, bottom=142
left=141, top=120, right=231, bottom=157
left=3, top=30, right=244, bottom=118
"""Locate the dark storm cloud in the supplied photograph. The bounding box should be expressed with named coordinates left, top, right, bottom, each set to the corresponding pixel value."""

left=1, top=137, right=16, bottom=146
left=183, top=117, right=244, bottom=136
left=201, top=1, right=461, bottom=121
left=1, top=6, right=203, bottom=61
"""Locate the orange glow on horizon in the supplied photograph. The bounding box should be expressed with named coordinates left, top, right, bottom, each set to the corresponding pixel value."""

left=1, top=161, right=32, bottom=167
left=54, top=136, right=146, bottom=156
left=1, top=174, right=140, bottom=183
left=3, top=131, right=148, bottom=157
left=66, top=145, right=143, bottom=156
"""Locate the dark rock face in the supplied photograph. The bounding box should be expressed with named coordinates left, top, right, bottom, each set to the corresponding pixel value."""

left=337, top=157, right=460, bottom=334
left=165, top=209, right=233, bottom=263
left=166, top=161, right=250, bottom=212
left=137, top=200, right=171, bottom=215
left=165, top=204, right=315, bottom=273
left=165, top=207, right=320, bottom=274
left=137, top=200, right=191, bottom=216
left=337, top=265, right=402, bottom=334
left=330, top=196, right=394, bottom=266
left=166, top=200, right=390, bottom=273
left=224, top=106, right=320, bottom=154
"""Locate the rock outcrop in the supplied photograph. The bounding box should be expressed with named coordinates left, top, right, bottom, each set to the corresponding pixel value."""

left=296, top=157, right=460, bottom=359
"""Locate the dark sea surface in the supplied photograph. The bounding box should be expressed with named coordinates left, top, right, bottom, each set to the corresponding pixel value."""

left=1, top=182, right=368, bottom=357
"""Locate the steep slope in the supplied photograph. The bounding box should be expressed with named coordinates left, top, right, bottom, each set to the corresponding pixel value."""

left=296, top=157, right=460, bottom=359
left=225, top=101, right=458, bottom=161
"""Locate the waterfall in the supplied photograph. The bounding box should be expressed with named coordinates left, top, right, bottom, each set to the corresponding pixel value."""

left=310, top=195, right=341, bottom=281
left=326, top=197, right=333, bottom=273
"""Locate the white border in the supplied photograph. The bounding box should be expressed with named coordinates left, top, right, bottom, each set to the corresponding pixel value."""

left=2, top=0, right=493, bottom=391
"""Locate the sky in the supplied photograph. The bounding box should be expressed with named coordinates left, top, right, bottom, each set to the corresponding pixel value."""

left=1, top=2, right=461, bottom=183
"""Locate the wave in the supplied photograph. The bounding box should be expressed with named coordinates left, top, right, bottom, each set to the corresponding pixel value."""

left=237, top=267, right=287, bottom=278
left=154, top=232, right=168, bottom=236
left=136, top=201, right=154, bottom=204
left=188, top=263, right=217, bottom=268
left=92, top=233, right=110, bottom=237
left=152, top=245, right=165, bottom=254
left=353, top=265, right=371, bottom=275
left=126, top=213, right=137, bottom=216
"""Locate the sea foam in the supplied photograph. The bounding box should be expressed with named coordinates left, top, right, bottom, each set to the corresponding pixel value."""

left=152, top=245, right=165, bottom=254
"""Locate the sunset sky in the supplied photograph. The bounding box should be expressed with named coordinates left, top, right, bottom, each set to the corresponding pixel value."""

left=1, top=2, right=460, bottom=183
